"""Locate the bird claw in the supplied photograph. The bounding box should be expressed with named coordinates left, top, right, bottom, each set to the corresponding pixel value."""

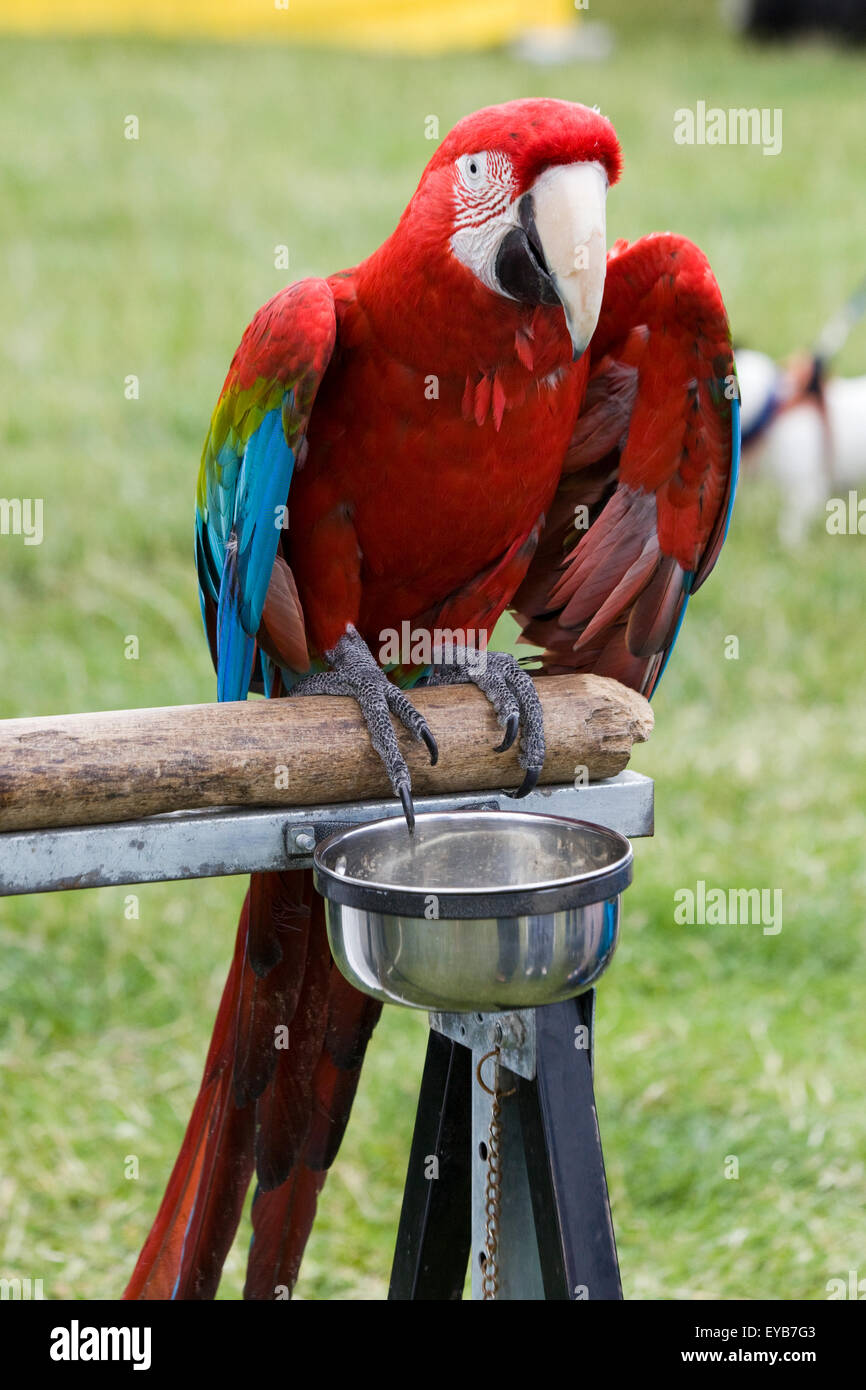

left=429, top=647, right=546, bottom=795
left=509, top=766, right=540, bottom=799
left=291, top=626, right=434, bottom=831
left=421, top=726, right=439, bottom=767
left=494, top=710, right=520, bottom=754
left=291, top=629, right=544, bottom=829
left=398, top=782, right=416, bottom=833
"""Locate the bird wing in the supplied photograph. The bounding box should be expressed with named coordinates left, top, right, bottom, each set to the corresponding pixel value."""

left=512, top=233, right=739, bottom=697
left=195, top=277, right=337, bottom=701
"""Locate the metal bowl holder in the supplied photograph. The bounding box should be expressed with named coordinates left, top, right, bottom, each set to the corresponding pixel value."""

left=313, top=798, right=650, bottom=1301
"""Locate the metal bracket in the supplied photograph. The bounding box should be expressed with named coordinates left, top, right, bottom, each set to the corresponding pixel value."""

left=418, top=993, right=618, bottom=1300
left=0, top=772, right=652, bottom=896
left=430, top=1009, right=537, bottom=1081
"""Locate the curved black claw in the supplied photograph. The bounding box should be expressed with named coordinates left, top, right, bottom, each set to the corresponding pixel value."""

left=494, top=710, right=520, bottom=754
left=509, top=766, right=540, bottom=800
left=421, top=727, right=439, bottom=767
left=399, top=782, right=416, bottom=833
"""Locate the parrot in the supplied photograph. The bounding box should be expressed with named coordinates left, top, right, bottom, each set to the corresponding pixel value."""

left=124, top=97, right=738, bottom=1300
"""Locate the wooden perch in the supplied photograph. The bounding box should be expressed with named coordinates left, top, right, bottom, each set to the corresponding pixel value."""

left=0, top=675, right=652, bottom=833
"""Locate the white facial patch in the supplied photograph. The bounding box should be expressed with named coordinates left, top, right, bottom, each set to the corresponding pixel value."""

left=450, top=150, right=519, bottom=294
left=449, top=155, right=609, bottom=354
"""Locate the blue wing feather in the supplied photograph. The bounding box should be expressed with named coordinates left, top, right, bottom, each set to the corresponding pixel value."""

left=232, top=398, right=296, bottom=635
left=216, top=543, right=256, bottom=703
left=195, top=278, right=338, bottom=705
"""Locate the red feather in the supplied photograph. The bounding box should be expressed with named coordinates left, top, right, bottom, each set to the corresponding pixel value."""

left=124, top=902, right=256, bottom=1300
left=514, top=233, right=735, bottom=696
left=125, top=877, right=380, bottom=1300
left=243, top=1168, right=326, bottom=1301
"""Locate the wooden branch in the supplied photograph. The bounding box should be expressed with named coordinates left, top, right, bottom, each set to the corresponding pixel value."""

left=0, top=675, right=652, bottom=833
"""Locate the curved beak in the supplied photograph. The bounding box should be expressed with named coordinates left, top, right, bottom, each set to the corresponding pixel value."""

left=495, top=161, right=608, bottom=360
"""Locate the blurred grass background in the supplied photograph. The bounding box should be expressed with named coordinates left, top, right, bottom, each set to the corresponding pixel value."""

left=1, top=0, right=865, bottom=1300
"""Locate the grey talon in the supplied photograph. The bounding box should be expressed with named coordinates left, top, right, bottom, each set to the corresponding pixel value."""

left=290, top=624, right=433, bottom=822
left=421, top=727, right=439, bottom=766
left=494, top=710, right=520, bottom=753
left=510, top=767, right=540, bottom=799
left=429, top=645, right=546, bottom=784
left=399, top=783, right=416, bottom=833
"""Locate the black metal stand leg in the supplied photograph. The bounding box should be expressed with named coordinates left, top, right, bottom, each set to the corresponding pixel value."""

left=388, top=1029, right=472, bottom=1300
left=517, top=993, right=622, bottom=1300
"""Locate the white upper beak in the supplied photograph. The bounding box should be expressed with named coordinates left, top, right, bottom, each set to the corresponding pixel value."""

left=530, top=161, right=608, bottom=359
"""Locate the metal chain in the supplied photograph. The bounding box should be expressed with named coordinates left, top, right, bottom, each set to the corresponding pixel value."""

left=477, top=1046, right=514, bottom=1301
left=483, top=1082, right=503, bottom=1298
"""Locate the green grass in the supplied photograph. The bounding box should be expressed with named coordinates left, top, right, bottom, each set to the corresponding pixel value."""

left=1, top=3, right=865, bottom=1300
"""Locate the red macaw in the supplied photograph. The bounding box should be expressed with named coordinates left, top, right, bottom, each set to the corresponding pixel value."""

left=126, top=98, right=738, bottom=1300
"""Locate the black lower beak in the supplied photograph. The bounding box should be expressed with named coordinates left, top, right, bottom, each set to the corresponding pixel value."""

left=494, top=194, right=561, bottom=308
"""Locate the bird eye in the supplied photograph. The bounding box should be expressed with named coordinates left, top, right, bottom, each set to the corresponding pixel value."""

left=459, top=152, right=487, bottom=189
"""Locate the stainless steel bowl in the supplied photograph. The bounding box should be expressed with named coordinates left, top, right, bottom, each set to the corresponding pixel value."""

left=313, top=810, right=632, bottom=1012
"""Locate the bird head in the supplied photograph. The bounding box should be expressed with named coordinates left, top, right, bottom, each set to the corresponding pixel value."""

left=371, top=98, right=622, bottom=366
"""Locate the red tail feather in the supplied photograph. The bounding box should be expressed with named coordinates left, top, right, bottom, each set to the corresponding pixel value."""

left=125, top=869, right=380, bottom=1300
left=124, top=901, right=256, bottom=1299
left=243, top=1167, right=326, bottom=1301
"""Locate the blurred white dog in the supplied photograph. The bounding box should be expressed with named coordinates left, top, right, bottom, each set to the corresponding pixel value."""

left=736, top=348, right=866, bottom=545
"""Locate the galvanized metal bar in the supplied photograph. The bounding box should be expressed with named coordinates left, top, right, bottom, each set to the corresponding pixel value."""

left=465, top=1013, right=546, bottom=1301
left=0, top=771, right=653, bottom=896
left=434, top=992, right=621, bottom=1301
